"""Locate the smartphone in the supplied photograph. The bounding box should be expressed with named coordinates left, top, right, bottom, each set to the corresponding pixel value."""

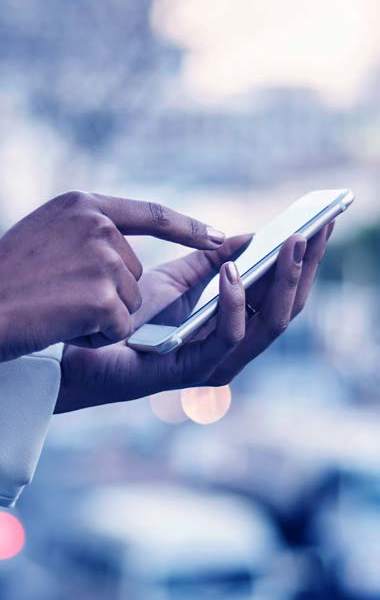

left=127, top=189, right=354, bottom=355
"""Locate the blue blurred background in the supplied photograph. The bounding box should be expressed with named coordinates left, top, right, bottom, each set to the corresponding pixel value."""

left=1, top=1, right=380, bottom=598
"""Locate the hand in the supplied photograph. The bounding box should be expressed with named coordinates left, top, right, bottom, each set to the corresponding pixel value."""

left=56, top=224, right=334, bottom=413
left=0, top=190, right=226, bottom=362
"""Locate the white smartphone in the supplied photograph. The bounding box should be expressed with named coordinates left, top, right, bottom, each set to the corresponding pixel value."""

left=128, top=189, right=354, bottom=355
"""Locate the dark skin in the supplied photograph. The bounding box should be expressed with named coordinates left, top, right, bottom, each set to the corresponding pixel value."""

left=0, top=191, right=226, bottom=362
left=56, top=224, right=333, bottom=413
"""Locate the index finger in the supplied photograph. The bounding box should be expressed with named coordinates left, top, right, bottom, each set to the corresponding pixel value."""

left=93, top=194, right=226, bottom=250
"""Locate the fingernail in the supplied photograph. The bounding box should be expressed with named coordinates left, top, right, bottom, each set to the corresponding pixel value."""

left=294, top=240, right=306, bottom=264
left=207, top=226, right=225, bottom=246
left=226, top=261, right=239, bottom=284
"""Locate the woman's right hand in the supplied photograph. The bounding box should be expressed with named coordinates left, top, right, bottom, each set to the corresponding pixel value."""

left=0, top=190, right=225, bottom=362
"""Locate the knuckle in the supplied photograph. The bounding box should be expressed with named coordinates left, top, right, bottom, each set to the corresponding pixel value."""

left=101, top=248, right=123, bottom=273
left=147, top=201, right=170, bottom=229
left=267, top=318, right=289, bottom=339
left=58, top=190, right=85, bottom=209
left=285, top=272, right=300, bottom=289
left=88, top=245, right=124, bottom=279
left=92, top=217, right=116, bottom=240
left=188, top=217, right=203, bottom=241
left=83, top=251, right=102, bottom=278
left=99, top=302, right=117, bottom=323
left=88, top=252, right=105, bottom=277
left=229, top=295, right=246, bottom=312
left=100, top=299, right=117, bottom=320
left=95, top=285, right=118, bottom=319
left=81, top=212, right=109, bottom=238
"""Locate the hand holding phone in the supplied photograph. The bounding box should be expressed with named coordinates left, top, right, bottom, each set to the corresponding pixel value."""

left=57, top=221, right=336, bottom=413
left=128, top=189, right=354, bottom=354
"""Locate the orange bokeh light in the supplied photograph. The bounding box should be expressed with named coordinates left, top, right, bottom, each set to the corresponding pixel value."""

left=0, top=512, right=25, bottom=560
left=150, top=390, right=188, bottom=424
left=181, top=385, right=231, bottom=425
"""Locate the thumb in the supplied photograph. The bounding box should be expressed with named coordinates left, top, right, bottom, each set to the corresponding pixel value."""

left=173, top=233, right=254, bottom=291
left=93, top=193, right=226, bottom=250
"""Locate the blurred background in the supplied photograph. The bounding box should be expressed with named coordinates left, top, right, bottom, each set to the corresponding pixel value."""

left=1, top=0, right=380, bottom=598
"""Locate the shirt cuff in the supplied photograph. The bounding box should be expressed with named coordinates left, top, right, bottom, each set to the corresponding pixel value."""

left=0, top=343, right=64, bottom=507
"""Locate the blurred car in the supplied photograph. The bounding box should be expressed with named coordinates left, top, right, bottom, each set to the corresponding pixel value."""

left=46, top=483, right=285, bottom=600
left=312, top=472, right=380, bottom=599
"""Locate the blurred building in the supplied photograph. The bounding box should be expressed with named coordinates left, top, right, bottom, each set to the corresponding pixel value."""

left=118, top=86, right=347, bottom=187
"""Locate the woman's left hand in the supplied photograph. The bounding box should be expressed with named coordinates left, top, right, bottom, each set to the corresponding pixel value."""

left=56, top=224, right=333, bottom=413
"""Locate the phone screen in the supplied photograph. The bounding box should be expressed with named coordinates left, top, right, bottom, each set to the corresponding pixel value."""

left=191, top=189, right=350, bottom=314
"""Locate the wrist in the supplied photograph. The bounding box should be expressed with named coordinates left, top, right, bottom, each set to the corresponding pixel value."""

left=55, top=345, right=83, bottom=414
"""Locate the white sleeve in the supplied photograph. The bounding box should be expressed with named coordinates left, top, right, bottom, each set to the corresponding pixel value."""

left=0, top=344, right=63, bottom=507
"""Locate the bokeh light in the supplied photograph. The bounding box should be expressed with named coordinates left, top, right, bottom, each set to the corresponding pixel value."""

left=181, top=386, right=232, bottom=425
left=0, top=512, right=25, bottom=560
left=153, top=0, right=378, bottom=106
left=150, top=390, right=188, bottom=424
